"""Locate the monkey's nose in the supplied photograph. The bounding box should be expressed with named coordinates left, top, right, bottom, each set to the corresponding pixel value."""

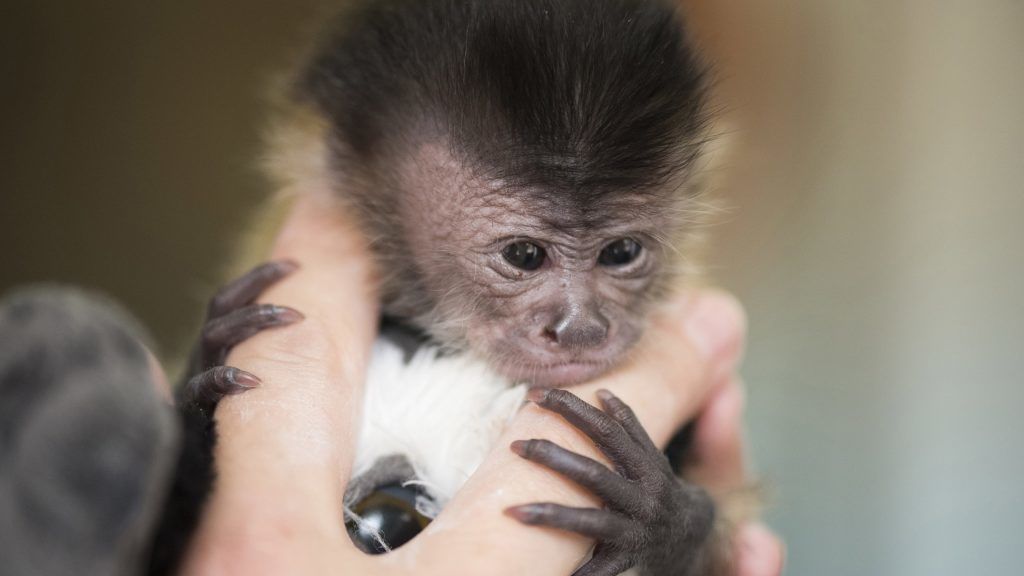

left=544, top=307, right=610, bottom=350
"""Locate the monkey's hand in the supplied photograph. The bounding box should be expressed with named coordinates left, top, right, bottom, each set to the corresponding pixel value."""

left=180, top=260, right=304, bottom=416
left=507, top=388, right=715, bottom=576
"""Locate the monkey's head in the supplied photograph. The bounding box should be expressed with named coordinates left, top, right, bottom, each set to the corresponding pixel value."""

left=295, top=0, right=710, bottom=387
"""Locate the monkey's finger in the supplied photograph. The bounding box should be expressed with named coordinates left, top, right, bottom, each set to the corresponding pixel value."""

left=571, top=547, right=632, bottom=576
left=201, top=304, right=305, bottom=368
left=595, top=389, right=659, bottom=454
left=207, top=260, right=300, bottom=319
left=504, top=503, right=632, bottom=541
left=510, top=439, right=641, bottom=513
left=528, top=388, right=646, bottom=476
left=183, top=366, right=261, bottom=413
left=685, top=377, right=748, bottom=491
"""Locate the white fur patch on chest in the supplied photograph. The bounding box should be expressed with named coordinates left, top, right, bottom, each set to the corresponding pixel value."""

left=353, top=338, right=527, bottom=511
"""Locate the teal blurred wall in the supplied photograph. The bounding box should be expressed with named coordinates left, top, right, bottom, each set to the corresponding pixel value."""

left=2, top=2, right=1022, bottom=575
left=691, top=2, right=1024, bottom=575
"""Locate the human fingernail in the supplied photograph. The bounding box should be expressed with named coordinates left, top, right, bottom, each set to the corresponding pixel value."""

left=683, top=291, right=746, bottom=364
left=739, top=523, right=785, bottom=576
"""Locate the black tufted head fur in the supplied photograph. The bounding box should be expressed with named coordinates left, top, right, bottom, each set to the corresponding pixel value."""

left=298, top=0, right=709, bottom=196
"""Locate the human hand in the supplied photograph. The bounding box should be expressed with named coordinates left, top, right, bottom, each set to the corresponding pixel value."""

left=180, top=194, right=782, bottom=576
left=689, top=377, right=786, bottom=576
left=396, top=292, right=783, bottom=576
left=180, top=192, right=382, bottom=574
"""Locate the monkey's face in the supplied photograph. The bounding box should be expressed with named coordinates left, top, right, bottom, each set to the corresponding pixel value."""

left=460, top=223, right=661, bottom=389
left=400, top=155, right=677, bottom=388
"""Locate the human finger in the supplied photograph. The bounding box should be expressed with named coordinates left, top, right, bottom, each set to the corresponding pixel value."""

left=685, top=376, right=748, bottom=491
left=736, top=522, right=786, bottom=576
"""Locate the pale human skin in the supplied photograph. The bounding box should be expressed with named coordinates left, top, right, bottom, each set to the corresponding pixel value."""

left=181, top=194, right=784, bottom=576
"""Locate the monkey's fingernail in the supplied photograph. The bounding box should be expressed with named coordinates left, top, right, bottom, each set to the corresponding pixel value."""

left=272, top=306, right=306, bottom=323
left=505, top=505, right=541, bottom=523
left=232, top=370, right=262, bottom=390
left=596, top=389, right=615, bottom=403
left=527, top=387, right=550, bottom=404
left=510, top=440, right=529, bottom=457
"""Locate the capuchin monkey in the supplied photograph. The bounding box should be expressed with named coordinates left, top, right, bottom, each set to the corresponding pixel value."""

left=152, top=1, right=741, bottom=575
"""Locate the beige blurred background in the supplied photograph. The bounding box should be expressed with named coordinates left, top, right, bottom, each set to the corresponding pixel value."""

left=2, top=1, right=1022, bottom=574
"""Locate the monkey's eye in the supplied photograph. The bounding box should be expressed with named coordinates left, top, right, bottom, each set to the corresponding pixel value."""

left=502, top=241, right=547, bottom=271
left=598, top=238, right=643, bottom=267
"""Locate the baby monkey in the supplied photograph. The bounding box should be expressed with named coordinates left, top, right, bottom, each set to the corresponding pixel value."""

left=169, top=1, right=731, bottom=575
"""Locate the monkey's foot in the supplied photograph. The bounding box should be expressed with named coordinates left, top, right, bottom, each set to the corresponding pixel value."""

left=181, top=261, right=303, bottom=414
left=507, top=389, right=715, bottom=576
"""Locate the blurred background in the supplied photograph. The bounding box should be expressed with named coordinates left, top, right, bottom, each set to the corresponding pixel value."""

left=1, top=1, right=1021, bottom=574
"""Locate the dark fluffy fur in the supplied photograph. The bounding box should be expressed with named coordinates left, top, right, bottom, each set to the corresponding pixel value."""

left=296, top=0, right=710, bottom=337
left=300, top=0, right=709, bottom=193
left=0, top=288, right=180, bottom=576
left=144, top=409, right=213, bottom=576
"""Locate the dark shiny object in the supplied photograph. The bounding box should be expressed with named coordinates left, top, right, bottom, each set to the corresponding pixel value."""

left=503, top=241, right=547, bottom=271
left=599, top=238, right=643, bottom=266
left=346, top=485, right=431, bottom=554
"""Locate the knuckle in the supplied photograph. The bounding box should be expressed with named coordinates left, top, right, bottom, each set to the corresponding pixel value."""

left=675, top=486, right=715, bottom=542
left=609, top=403, right=634, bottom=423
left=208, top=293, right=229, bottom=315
left=200, top=321, right=220, bottom=345
left=592, top=417, right=619, bottom=440
left=637, top=493, right=659, bottom=520
left=580, top=463, right=606, bottom=485
left=625, top=523, right=646, bottom=548
left=533, top=503, right=556, bottom=519
left=214, top=365, right=235, bottom=381
left=528, top=439, right=554, bottom=458
left=643, top=473, right=668, bottom=498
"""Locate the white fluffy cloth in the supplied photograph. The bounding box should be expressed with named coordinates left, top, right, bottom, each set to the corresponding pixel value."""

left=353, top=338, right=527, bottom=515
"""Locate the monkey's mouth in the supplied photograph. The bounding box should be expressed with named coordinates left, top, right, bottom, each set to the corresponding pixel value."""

left=503, top=360, right=611, bottom=388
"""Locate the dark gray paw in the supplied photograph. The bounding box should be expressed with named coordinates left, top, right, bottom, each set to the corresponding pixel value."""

left=507, top=389, right=715, bottom=576
left=0, top=287, right=180, bottom=576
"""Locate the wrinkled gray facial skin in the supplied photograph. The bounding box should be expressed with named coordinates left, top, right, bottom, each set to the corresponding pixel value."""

left=390, top=144, right=681, bottom=388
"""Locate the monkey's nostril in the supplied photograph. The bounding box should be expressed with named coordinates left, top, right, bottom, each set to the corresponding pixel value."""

left=542, top=327, right=559, bottom=343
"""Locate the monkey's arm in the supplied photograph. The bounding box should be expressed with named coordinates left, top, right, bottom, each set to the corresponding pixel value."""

left=508, top=388, right=721, bottom=576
